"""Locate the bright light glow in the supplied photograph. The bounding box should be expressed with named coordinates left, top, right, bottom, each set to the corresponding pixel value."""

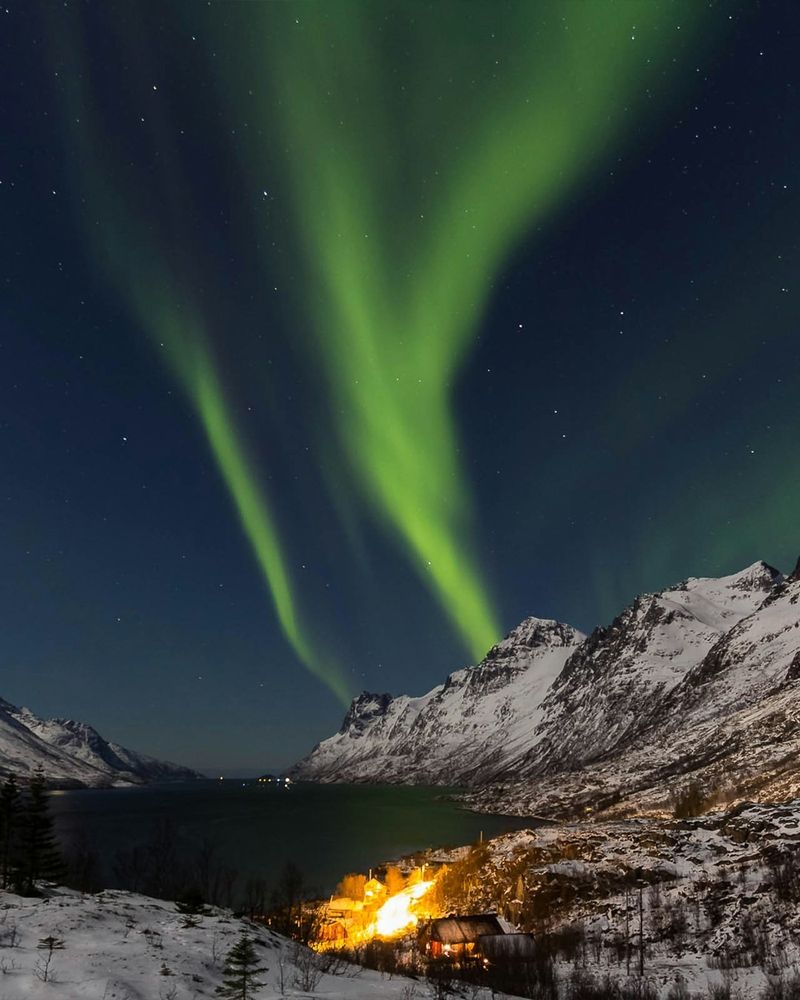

left=374, top=880, right=434, bottom=938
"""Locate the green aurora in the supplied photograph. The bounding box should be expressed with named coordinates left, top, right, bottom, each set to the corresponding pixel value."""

left=54, top=1, right=711, bottom=700
left=233, top=2, right=708, bottom=661
left=53, top=27, right=354, bottom=706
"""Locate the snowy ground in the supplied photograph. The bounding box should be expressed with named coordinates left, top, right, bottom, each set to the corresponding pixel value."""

left=420, top=800, right=800, bottom=999
left=0, top=886, right=504, bottom=999
left=6, top=801, right=800, bottom=998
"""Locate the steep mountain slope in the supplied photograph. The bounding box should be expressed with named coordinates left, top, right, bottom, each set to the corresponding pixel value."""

left=0, top=700, right=77, bottom=782
left=678, top=557, right=800, bottom=720
left=0, top=698, right=201, bottom=787
left=291, top=618, right=584, bottom=783
left=475, top=560, right=800, bottom=818
left=502, top=560, right=782, bottom=778
left=293, top=559, right=800, bottom=819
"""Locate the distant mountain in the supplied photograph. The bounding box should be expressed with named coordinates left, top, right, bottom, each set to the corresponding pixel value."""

left=0, top=698, right=202, bottom=787
left=292, top=559, right=800, bottom=819
left=290, top=618, right=585, bottom=783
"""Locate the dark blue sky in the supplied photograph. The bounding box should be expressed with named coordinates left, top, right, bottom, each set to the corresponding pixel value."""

left=1, top=2, right=797, bottom=772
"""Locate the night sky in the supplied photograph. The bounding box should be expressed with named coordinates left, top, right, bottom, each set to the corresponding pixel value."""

left=1, top=2, right=798, bottom=774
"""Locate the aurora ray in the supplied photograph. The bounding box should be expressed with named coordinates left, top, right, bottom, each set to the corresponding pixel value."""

left=228, top=1, right=708, bottom=661
left=49, top=0, right=708, bottom=692
left=5, top=0, right=796, bottom=773
left=51, top=25, right=353, bottom=707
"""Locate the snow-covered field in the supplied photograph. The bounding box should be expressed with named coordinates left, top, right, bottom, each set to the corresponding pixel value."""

left=0, top=886, right=498, bottom=1000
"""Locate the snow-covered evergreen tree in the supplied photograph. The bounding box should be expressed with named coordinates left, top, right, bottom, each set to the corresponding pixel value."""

left=215, top=933, right=267, bottom=999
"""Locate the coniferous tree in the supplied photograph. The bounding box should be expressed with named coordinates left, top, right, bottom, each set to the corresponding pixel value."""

left=215, top=934, right=267, bottom=999
left=18, top=768, right=65, bottom=894
left=176, top=887, right=211, bottom=917
left=0, top=774, right=21, bottom=889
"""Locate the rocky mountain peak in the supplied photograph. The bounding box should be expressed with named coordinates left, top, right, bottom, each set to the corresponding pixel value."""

left=339, top=692, right=394, bottom=735
left=724, top=559, right=782, bottom=591
left=483, top=617, right=582, bottom=663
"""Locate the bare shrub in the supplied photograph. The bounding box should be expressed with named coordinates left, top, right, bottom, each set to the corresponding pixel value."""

left=667, top=974, right=690, bottom=1000
left=292, top=942, right=323, bottom=993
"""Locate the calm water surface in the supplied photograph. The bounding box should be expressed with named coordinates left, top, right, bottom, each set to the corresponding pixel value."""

left=49, top=781, right=536, bottom=894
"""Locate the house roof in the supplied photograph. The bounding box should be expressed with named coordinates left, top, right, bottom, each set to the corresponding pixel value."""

left=327, top=897, right=364, bottom=912
left=429, top=914, right=508, bottom=944
left=479, top=933, right=537, bottom=958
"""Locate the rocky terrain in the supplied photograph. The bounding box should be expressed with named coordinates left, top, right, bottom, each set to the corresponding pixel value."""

left=417, top=798, right=800, bottom=1000
left=293, top=559, right=800, bottom=820
left=0, top=698, right=201, bottom=787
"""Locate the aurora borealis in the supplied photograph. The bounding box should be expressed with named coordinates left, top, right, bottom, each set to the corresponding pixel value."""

left=1, top=2, right=798, bottom=770
left=252, top=3, right=708, bottom=665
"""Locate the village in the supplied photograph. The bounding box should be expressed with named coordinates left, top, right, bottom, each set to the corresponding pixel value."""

left=313, top=861, right=537, bottom=968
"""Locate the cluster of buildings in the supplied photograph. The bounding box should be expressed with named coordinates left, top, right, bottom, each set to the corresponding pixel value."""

left=319, top=871, right=535, bottom=963
left=321, top=874, right=410, bottom=943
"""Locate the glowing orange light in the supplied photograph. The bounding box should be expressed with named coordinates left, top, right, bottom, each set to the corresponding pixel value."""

left=373, top=880, right=435, bottom=938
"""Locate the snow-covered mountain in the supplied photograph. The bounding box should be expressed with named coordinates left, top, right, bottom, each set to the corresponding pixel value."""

left=472, top=559, right=800, bottom=818
left=0, top=698, right=201, bottom=787
left=293, top=558, right=800, bottom=818
left=500, top=560, right=783, bottom=778
left=290, top=618, right=585, bottom=783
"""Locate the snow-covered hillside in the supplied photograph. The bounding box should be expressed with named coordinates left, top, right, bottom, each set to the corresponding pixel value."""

left=0, top=698, right=200, bottom=787
left=5, top=804, right=800, bottom=1000
left=290, top=619, right=584, bottom=783
left=0, top=887, right=460, bottom=1000
left=293, top=559, right=800, bottom=819
left=474, top=560, right=800, bottom=818
left=421, top=799, right=800, bottom=1000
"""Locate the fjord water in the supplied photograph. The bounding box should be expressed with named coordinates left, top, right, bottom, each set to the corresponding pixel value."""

left=48, top=781, right=533, bottom=894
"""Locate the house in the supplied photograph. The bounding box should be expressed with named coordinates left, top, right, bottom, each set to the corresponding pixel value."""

left=363, top=877, right=386, bottom=903
left=317, top=919, right=347, bottom=943
left=423, top=913, right=517, bottom=958
left=326, top=896, right=365, bottom=919
left=478, top=932, right=537, bottom=961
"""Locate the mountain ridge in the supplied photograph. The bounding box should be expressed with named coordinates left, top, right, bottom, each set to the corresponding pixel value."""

left=0, top=697, right=202, bottom=787
left=291, top=558, right=800, bottom=817
left=290, top=617, right=585, bottom=784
